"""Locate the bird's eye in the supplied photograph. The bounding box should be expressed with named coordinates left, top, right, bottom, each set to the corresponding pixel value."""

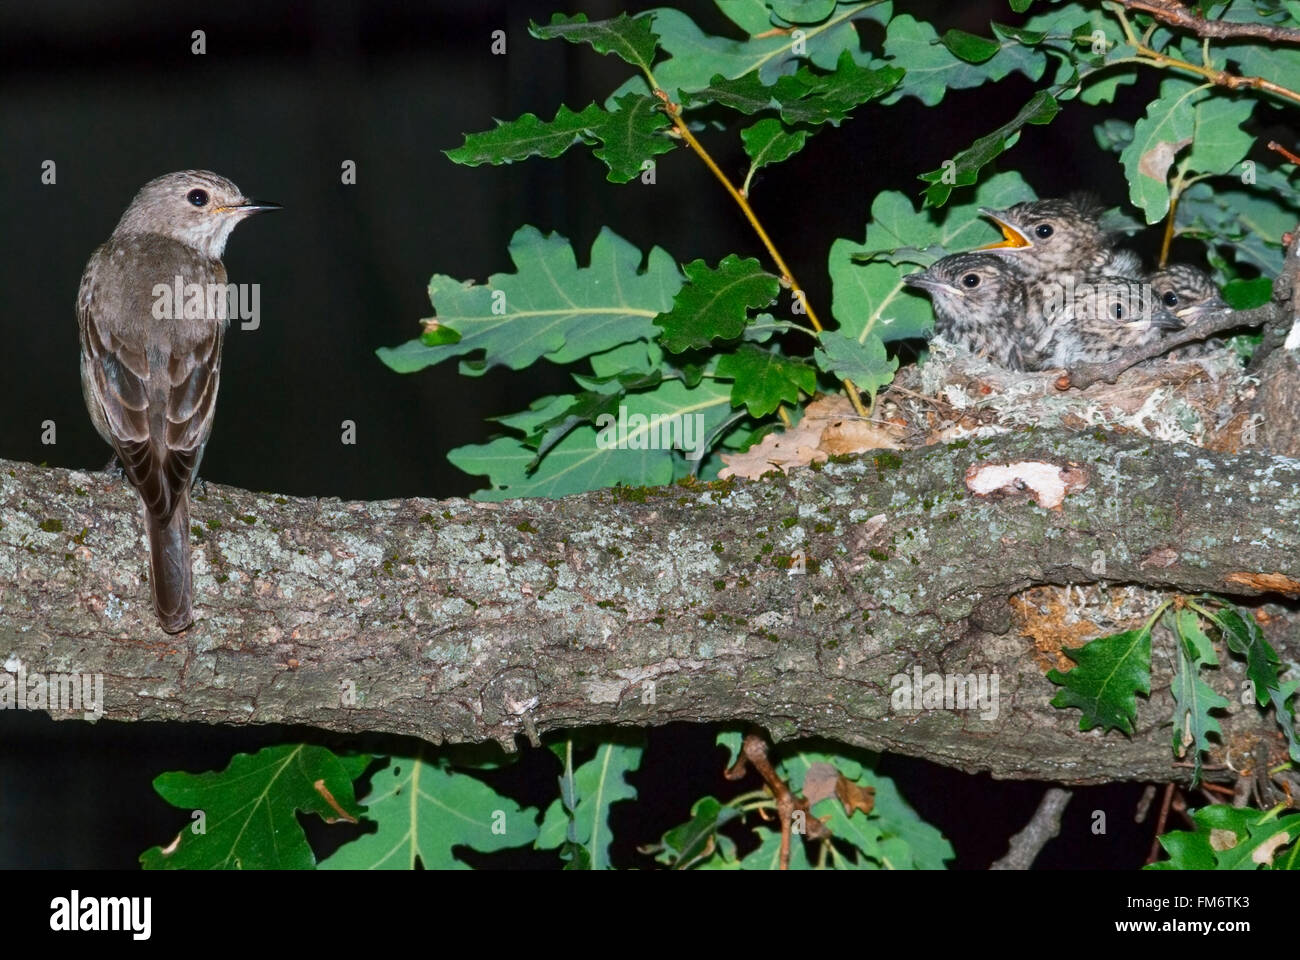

left=961, top=273, right=981, bottom=288
left=1162, top=291, right=1179, bottom=307
left=1034, top=223, right=1054, bottom=239
left=1113, top=302, right=1124, bottom=320
left=187, top=189, right=209, bottom=207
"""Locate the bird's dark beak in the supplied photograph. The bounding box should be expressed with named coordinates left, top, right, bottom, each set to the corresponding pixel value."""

left=234, top=199, right=281, bottom=214
left=1174, top=294, right=1228, bottom=322
left=903, top=271, right=940, bottom=291
left=1152, top=311, right=1186, bottom=332
left=976, top=208, right=1030, bottom=250
left=217, top=199, right=281, bottom=215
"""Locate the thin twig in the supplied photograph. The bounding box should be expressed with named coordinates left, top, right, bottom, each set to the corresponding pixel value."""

left=1159, top=191, right=1178, bottom=269
left=1064, top=302, right=1281, bottom=389
left=1146, top=782, right=1176, bottom=865
left=1231, top=775, right=1255, bottom=807
left=656, top=93, right=813, bottom=327
left=990, top=787, right=1073, bottom=870
left=1110, top=3, right=1300, bottom=105
left=1268, top=140, right=1300, bottom=166
left=650, top=88, right=871, bottom=418
left=1157, top=160, right=1193, bottom=269
left=1134, top=783, right=1158, bottom=823
left=1116, top=0, right=1300, bottom=45
left=725, top=732, right=830, bottom=870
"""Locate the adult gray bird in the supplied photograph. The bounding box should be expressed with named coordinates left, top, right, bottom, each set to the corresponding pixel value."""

left=78, top=171, right=278, bottom=633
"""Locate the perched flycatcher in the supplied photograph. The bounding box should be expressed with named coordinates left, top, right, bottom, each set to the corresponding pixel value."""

left=77, top=171, right=278, bottom=633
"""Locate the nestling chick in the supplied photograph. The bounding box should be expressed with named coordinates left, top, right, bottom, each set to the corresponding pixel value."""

left=1147, top=263, right=1225, bottom=318
left=977, top=195, right=1141, bottom=281
left=1149, top=264, right=1237, bottom=361
left=903, top=253, right=1032, bottom=369
left=1146, top=264, right=1231, bottom=359
left=1030, top=274, right=1185, bottom=368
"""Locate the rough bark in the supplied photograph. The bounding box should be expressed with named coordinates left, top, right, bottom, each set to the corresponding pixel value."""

left=2, top=428, right=1298, bottom=784
left=1248, top=348, right=1300, bottom=459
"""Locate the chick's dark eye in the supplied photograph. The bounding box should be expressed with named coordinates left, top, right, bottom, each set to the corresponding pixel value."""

left=1113, top=303, right=1124, bottom=320
left=1034, top=223, right=1054, bottom=239
left=1162, top=291, right=1179, bottom=307
left=187, top=189, right=209, bottom=207
left=961, top=273, right=980, bottom=288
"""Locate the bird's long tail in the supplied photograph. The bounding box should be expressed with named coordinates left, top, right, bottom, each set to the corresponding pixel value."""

left=146, top=499, right=193, bottom=633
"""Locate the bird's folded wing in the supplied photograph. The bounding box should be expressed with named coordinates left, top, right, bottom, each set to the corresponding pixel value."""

left=163, top=326, right=223, bottom=498
left=80, top=297, right=165, bottom=510
left=78, top=242, right=225, bottom=523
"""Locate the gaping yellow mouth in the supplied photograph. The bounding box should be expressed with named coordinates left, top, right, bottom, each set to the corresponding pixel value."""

left=977, top=219, right=1030, bottom=250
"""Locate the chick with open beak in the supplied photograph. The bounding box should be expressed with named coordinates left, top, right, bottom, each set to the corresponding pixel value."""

left=977, top=195, right=1141, bottom=280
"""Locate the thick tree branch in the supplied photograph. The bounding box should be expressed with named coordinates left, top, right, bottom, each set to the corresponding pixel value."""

left=2, top=429, right=1298, bottom=784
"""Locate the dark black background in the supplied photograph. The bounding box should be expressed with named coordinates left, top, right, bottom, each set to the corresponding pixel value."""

left=0, top=0, right=1232, bottom=869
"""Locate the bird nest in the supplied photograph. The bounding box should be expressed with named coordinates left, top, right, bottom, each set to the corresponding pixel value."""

left=717, top=337, right=1253, bottom=482
left=885, top=336, right=1253, bottom=453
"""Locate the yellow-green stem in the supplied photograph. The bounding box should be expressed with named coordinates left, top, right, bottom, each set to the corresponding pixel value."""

left=651, top=88, right=871, bottom=418
left=1109, top=2, right=1300, bottom=105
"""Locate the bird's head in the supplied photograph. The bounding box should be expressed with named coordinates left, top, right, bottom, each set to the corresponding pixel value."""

left=111, top=170, right=279, bottom=259
left=977, top=196, right=1107, bottom=275
left=904, top=253, right=1025, bottom=322
left=1077, top=279, right=1184, bottom=333
left=1147, top=263, right=1227, bottom=322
